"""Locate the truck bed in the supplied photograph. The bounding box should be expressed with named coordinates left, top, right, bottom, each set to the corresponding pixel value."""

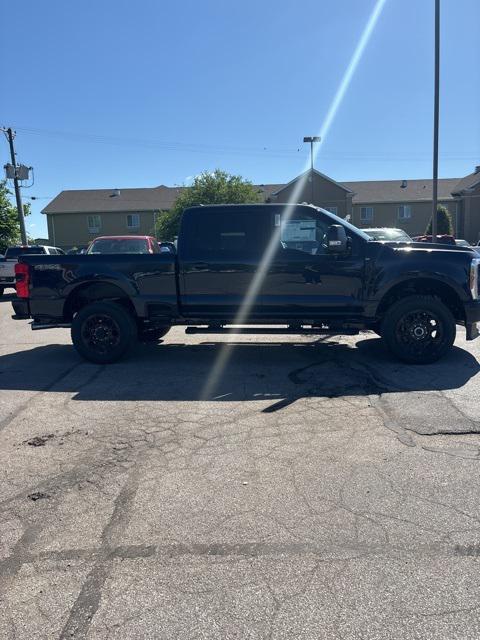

left=14, top=253, right=178, bottom=322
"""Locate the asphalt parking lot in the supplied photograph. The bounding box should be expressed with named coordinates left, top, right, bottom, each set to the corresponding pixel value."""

left=2, top=292, right=480, bottom=639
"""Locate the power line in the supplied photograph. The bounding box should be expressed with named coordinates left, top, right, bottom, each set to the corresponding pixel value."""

left=12, top=125, right=479, bottom=161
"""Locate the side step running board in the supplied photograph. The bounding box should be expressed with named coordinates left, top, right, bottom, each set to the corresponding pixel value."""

left=185, top=326, right=359, bottom=335
left=31, top=322, right=71, bottom=330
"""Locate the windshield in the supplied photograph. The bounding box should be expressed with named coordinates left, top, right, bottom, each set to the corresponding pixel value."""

left=5, top=247, right=46, bottom=258
left=87, top=238, right=150, bottom=254
left=363, top=228, right=412, bottom=242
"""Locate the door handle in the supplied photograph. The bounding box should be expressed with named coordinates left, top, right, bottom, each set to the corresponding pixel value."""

left=192, top=262, right=209, bottom=270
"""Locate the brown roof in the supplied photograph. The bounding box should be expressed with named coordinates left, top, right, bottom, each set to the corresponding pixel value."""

left=43, top=169, right=479, bottom=215
left=43, top=186, right=186, bottom=214
left=269, top=170, right=465, bottom=203
left=451, top=170, right=480, bottom=194
left=42, top=183, right=282, bottom=214
left=341, top=178, right=460, bottom=203
left=255, top=183, right=285, bottom=199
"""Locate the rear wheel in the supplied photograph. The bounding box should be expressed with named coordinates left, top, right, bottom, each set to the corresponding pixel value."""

left=71, top=301, right=137, bottom=363
left=382, top=295, right=456, bottom=364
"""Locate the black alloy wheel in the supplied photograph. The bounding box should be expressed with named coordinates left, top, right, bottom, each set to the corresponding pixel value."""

left=382, top=295, right=456, bottom=364
left=71, top=301, right=137, bottom=363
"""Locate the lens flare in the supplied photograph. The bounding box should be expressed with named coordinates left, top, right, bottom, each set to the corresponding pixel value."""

left=200, top=0, right=388, bottom=400
left=317, top=0, right=388, bottom=151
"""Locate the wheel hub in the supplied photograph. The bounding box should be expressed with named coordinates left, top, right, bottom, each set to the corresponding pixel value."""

left=81, top=313, right=121, bottom=354
left=411, top=323, right=428, bottom=340
left=93, top=325, right=111, bottom=342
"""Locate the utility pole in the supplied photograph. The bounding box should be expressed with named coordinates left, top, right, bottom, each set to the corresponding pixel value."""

left=3, top=127, right=28, bottom=245
left=303, top=136, right=321, bottom=204
left=431, top=0, right=440, bottom=242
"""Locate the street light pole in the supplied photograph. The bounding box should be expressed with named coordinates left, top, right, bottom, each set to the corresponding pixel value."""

left=431, top=0, right=440, bottom=242
left=2, top=127, right=28, bottom=245
left=303, top=136, right=321, bottom=204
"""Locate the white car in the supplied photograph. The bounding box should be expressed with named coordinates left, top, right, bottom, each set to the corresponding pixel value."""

left=455, top=239, right=480, bottom=255
left=0, top=245, right=65, bottom=296
left=362, top=227, right=413, bottom=242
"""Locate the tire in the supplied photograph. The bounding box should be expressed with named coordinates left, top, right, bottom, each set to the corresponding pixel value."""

left=370, top=321, right=382, bottom=337
left=382, top=294, right=456, bottom=364
left=139, top=325, right=171, bottom=342
left=71, top=301, right=137, bottom=364
left=0, top=287, right=4, bottom=297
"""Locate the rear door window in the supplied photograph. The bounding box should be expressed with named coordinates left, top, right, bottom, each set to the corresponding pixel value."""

left=183, top=209, right=270, bottom=260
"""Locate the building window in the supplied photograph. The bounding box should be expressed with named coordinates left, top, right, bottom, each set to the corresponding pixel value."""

left=325, top=206, right=338, bottom=215
left=126, top=213, right=140, bottom=229
left=360, top=207, right=373, bottom=222
left=397, top=205, right=412, bottom=220
left=87, top=215, right=101, bottom=233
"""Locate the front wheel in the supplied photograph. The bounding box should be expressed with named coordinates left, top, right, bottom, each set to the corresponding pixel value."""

left=382, top=295, right=456, bottom=364
left=71, top=301, right=137, bottom=364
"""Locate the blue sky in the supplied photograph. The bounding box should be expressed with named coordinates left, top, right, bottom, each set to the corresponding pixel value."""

left=1, top=0, right=479, bottom=238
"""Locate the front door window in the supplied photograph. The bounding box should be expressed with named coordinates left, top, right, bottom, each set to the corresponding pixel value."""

left=278, top=211, right=331, bottom=256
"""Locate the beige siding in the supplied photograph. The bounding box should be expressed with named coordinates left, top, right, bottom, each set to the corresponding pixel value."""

left=272, top=173, right=351, bottom=217
left=351, top=200, right=457, bottom=237
left=47, top=211, right=158, bottom=248
left=463, top=186, right=480, bottom=244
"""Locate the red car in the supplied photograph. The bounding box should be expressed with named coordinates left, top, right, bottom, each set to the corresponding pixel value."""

left=86, top=235, right=160, bottom=254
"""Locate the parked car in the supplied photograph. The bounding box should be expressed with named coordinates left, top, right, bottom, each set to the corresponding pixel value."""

left=0, top=245, right=65, bottom=296
left=362, top=228, right=412, bottom=242
left=11, top=203, right=480, bottom=365
left=158, top=241, right=176, bottom=254
left=86, top=236, right=160, bottom=254
left=411, top=234, right=456, bottom=245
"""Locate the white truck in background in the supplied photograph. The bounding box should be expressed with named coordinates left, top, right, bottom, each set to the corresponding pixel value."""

left=0, top=245, right=65, bottom=296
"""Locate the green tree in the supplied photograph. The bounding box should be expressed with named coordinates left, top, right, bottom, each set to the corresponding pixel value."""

left=425, top=204, right=454, bottom=236
left=0, top=181, right=30, bottom=253
left=155, top=169, right=261, bottom=240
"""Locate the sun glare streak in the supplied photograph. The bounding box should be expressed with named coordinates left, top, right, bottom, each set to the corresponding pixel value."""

left=200, top=0, right=388, bottom=400
left=316, top=0, right=388, bottom=153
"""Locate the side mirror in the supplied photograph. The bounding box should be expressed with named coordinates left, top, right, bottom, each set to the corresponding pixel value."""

left=327, top=224, right=348, bottom=254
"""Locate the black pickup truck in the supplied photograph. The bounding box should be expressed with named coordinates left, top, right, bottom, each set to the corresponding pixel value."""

left=12, top=204, right=480, bottom=364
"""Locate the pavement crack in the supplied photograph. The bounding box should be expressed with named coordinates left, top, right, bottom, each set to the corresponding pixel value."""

left=0, top=360, right=83, bottom=433
left=58, top=459, right=142, bottom=640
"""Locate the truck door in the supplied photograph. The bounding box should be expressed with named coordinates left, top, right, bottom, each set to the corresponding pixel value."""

left=261, top=207, right=366, bottom=317
left=178, top=206, right=271, bottom=318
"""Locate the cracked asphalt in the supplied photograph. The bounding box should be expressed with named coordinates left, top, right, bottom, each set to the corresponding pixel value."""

left=2, top=292, right=480, bottom=639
